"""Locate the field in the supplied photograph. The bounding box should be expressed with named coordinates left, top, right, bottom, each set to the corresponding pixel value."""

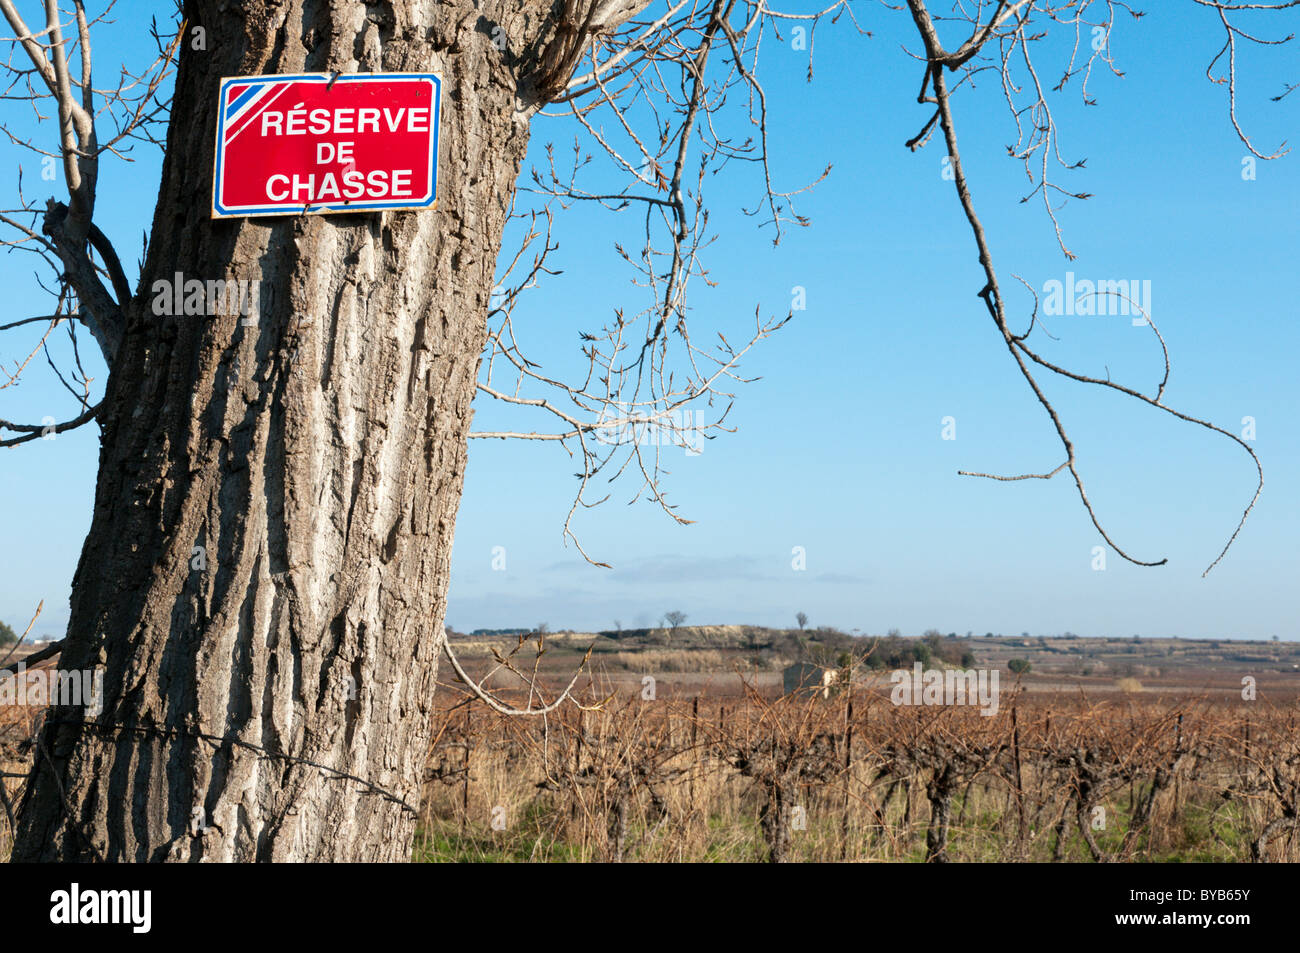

left=4, top=629, right=1299, bottom=862
left=413, top=683, right=1299, bottom=863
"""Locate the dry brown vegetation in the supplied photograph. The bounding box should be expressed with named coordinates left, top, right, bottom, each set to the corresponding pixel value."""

left=413, top=679, right=1300, bottom=863
left=0, top=697, right=42, bottom=861
left=4, top=650, right=1298, bottom=863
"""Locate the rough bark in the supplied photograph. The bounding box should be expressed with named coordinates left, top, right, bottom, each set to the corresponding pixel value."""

left=14, top=0, right=558, bottom=862
left=924, top=763, right=955, bottom=863
left=758, top=780, right=793, bottom=864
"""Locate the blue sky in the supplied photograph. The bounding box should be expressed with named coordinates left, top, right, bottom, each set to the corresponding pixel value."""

left=2, top=3, right=1296, bottom=642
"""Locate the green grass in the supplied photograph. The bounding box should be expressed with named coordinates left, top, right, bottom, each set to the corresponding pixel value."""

left=412, top=788, right=1263, bottom=862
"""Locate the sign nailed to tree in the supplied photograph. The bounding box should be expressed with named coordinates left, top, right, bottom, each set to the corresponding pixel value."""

left=212, top=72, right=440, bottom=218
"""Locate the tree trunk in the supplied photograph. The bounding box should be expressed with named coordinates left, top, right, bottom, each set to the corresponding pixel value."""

left=14, top=0, right=550, bottom=862
left=924, top=764, right=954, bottom=863
left=759, top=780, right=794, bottom=864
left=606, top=791, right=629, bottom=863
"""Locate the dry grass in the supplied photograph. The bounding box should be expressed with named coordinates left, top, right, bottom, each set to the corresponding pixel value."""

left=0, top=694, right=41, bottom=862
left=414, top=681, right=1300, bottom=863
left=4, top=668, right=1297, bottom=863
left=599, top=649, right=733, bottom=673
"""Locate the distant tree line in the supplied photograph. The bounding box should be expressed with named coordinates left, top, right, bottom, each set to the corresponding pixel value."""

left=785, top=627, right=978, bottom=671
left=857, top=630, right=977, bottom=670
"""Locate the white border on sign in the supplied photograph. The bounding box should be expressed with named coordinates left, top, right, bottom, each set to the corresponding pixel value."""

left=211, top=72, right=442, bottom=219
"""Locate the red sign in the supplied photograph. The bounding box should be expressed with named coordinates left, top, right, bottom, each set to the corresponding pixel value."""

left=212, top=72, right=440, bottom=218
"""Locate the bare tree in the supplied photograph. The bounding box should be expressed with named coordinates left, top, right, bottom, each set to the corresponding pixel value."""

left=897, top=0, right=1272, bottom=575
left=664, top=611, right=688, bottom=634
left=796, top=612, right=808, bottom=631
left=0, top=0, right=1289, bottom=862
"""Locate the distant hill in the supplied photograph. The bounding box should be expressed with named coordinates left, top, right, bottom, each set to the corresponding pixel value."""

left=447, top=625, right=1300, bottom=678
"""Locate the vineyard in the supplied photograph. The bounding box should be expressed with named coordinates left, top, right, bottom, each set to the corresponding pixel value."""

left=414, top=679, right=1300, bottom=863
left=4, top=665, right=1299, bottom=862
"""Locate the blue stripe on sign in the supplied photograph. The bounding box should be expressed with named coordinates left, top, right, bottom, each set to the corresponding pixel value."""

left=225, top=84, right=260, bottom=119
